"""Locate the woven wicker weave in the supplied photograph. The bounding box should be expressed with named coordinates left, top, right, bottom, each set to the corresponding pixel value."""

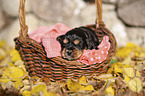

left=14, top=0, right=117, bottom=82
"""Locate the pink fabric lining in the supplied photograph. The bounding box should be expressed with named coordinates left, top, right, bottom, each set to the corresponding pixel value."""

left=29, top=23, right=72, bottom=57
left=77, top=36, right=110, bottom=65
left=29, top=23, right=110, bottom=65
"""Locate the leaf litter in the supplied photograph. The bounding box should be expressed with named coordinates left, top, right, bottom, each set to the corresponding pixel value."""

left=0, top=41, right=144, bottom=96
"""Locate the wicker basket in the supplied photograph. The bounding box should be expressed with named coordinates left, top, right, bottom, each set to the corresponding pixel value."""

left=14, top=0, right=117, bottom=82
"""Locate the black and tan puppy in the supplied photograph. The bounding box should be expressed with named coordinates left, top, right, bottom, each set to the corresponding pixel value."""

left=57, top=27, right=99, bottom=61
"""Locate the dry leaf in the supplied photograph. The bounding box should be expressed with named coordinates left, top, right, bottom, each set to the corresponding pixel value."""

left=22, top=90, right=31, bottom=96
left=116, top=47, right=132, bottom=58
left=67, top=79, right=82, bottom=92
left=1, top=67, right=26, bottom=81
left=122, top=56, right=131, bottom=65
left=128, top=77, right=143, bottom=92
left=78, top=75, right=88, bottom=84
left=8, top=62, right=15, bottom=67
left=105, top=85, right=114, bottom=96
left=14, top=78, right=24, bottom=89
left=0, top=78, right=11, bottom=83
left=30, top=84, right=58, bottom=96
left=123, top=67, right=134, bottom=78
left=31, top=84, right=47, bottom=94
left=1, top=40, right=144, bottom=95
left=67, top=78, right=94, bottom=92
left=107, top=62, right=123, bottom=74
left=10, top=49, right=21, bottom=63
left=82, top=85, right=94, bottom=91
left=134, top=63, right=144, bottom=71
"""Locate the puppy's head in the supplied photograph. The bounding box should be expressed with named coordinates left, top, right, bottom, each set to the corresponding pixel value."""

left=57, top=27, right=99, bottom=61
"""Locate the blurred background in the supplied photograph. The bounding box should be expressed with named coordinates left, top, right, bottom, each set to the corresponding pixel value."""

left=0, top=0, right=145, bottom=47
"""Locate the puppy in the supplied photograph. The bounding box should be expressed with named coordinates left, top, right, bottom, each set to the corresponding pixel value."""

left=57, top=27, right=99, bottom=61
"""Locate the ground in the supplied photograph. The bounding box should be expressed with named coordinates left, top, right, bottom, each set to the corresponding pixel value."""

left=0, top=41, right=144, bottom=96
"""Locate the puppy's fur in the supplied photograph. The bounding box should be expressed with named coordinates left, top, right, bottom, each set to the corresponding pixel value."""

left=57, top=27, right=99, bottom=61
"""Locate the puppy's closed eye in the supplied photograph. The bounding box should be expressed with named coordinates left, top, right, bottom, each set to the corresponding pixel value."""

left=73, top=39, right=80, bottom=45
left=63, top=38, right=69, bottom=44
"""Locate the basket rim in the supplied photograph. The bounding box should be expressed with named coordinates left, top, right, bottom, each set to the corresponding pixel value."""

left=18, top=23, right=117, bottom=67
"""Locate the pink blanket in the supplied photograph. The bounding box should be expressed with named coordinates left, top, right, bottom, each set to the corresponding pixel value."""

left=77, top=36, right=110, bottom=65
left=29, top=23, right=72, bottom=57
left=29, top=23, right=110, bottom=65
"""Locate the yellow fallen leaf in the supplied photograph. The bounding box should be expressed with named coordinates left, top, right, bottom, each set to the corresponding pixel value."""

left=45, top=92, right=58, bottom=96
left=126, top=43, right=136, bottom=48
left=0, top=78, right=11, bottom=83
left=22, top=90, right=31, bottom=96
left=122, top=64, right=141, bottom=82
left=82, top=85, right=94, bottom=91
left=0, top=67, right=5, bottom=76
left=8, top=62, right=15, bottom=67
left=134, top=63, right=144, bottom=71
left=123, top=65, right=141, bottom=83
left=117, top=42, right=145, bottom=58
left=128, top=77, right=143, bottom=92
left=10, top=49, right=21, bottom=63
left=67, top=79, right=82, bottom=92
left=105, top=86, right=114, bottom=95
left=107, top=62, right=123, bottom=74
left=123, top=74, right=131, bottom=82
left=31, top=84, right=48, bottom=96
left=135, top=45, right=145, bottom=57
left=134, top=51, right=139, bottom=57
left=122, top=56, right=131, bottom=65
left=116, top=43, right=137, bottom=58
left=14, top=78, right=24, bottom=89
left=123, top=67, right=134, bottom=78
left=2, top=67, right=26, bottom=81
left=135, top=70, right=141, bottom=77
left=139, top=52, right=145, bottom=57
left=79, top=75, right=88, bottom=84
left=67, top=78, right=94, bottom=92
left=116, top=47, right=132, bottom=58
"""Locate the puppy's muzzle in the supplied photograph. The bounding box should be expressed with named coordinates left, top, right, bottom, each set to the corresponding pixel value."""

left=66, top=50, right=73, bottom=56
left=61, top=47, right=83, bottom=61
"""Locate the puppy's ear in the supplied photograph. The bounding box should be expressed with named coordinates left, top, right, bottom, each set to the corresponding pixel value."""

left=56, top=35, right=65, bottom=44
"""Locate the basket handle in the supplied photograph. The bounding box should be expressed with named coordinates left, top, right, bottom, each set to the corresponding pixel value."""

left=95, top=0, right=104, bottom=29
left=19, top=0, right=28, bottom=39
left=18, top=0, right=103, bottom=38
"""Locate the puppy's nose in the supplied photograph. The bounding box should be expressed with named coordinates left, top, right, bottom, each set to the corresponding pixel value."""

left=66, top=50, right=73, bottom=56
